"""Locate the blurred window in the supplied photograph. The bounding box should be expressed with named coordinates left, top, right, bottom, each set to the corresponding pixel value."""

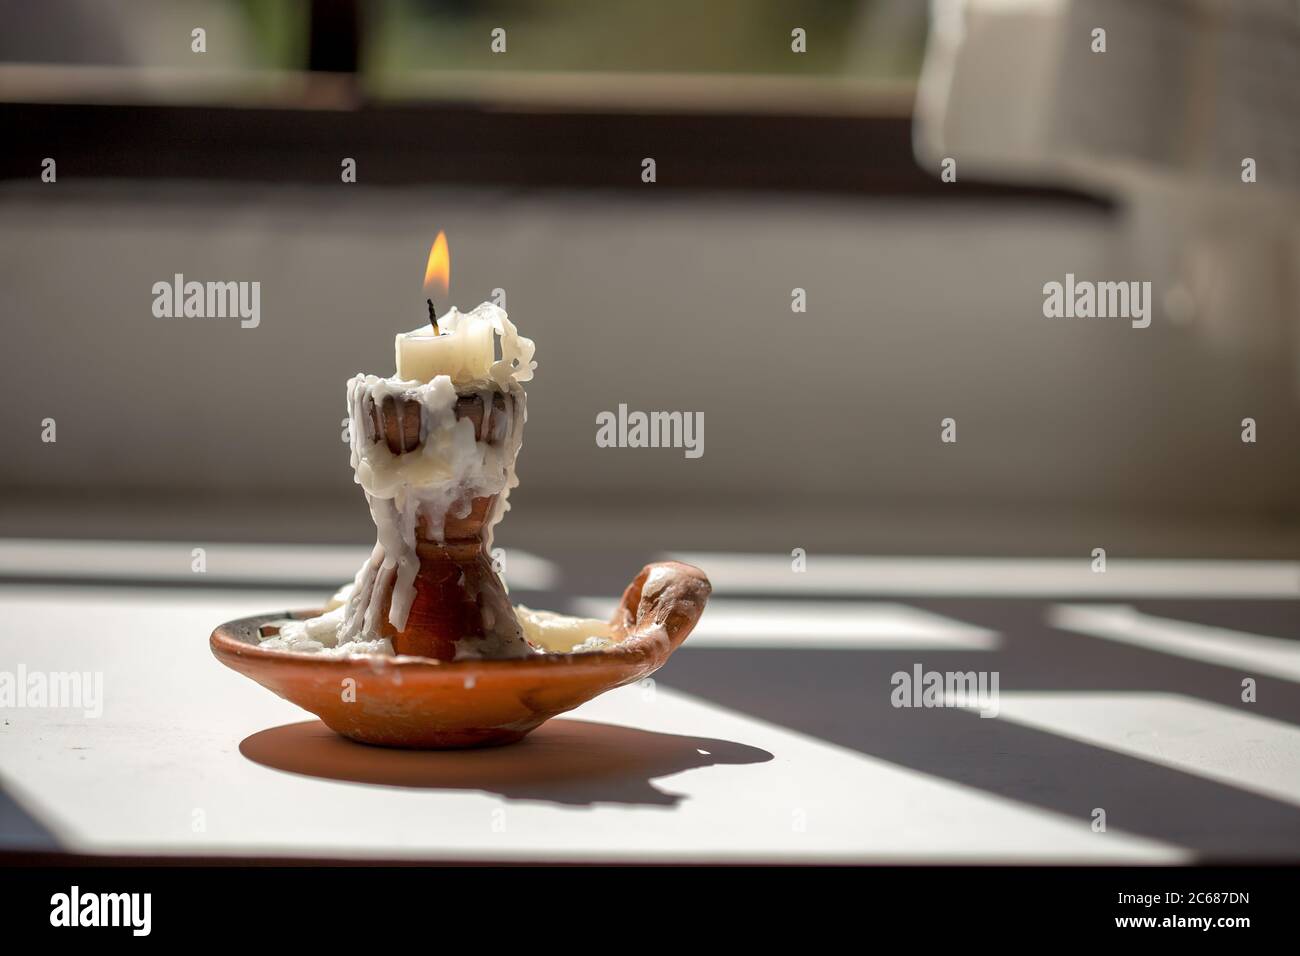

left=0, top=0, right=927, bottom=110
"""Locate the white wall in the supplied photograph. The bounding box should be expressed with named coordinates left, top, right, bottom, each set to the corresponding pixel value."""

left=2, top=181, right=1295, bottom=526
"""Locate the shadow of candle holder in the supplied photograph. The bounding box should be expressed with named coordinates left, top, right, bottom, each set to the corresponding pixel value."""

left=240, top=718, right=773, bottom=808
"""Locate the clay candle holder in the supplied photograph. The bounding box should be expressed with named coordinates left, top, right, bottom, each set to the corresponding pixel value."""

left=208, top=283, right=711, bottom=750
left=211, top=561, right=711, bottom=748
left=361, top=387, right=520, bottom=661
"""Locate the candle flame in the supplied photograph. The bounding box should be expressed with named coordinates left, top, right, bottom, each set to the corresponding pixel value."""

left=423, top=231, right=450, bottom=298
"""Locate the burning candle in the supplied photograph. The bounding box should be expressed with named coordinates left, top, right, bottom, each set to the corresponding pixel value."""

left=395, top=232, right=536, bottom=386
left=255, top=228, right=560, bottom=666
left=396, top=231, right=488, bottom=383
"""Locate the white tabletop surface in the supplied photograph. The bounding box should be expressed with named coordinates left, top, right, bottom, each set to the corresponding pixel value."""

left=1, top=545, right=1298, bottom=863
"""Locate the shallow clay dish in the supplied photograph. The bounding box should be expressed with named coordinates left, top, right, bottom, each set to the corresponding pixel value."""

left=211, top=561, right=710, bottom=749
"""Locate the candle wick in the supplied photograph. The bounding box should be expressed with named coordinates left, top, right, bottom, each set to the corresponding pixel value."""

left=426, top=298, right=439, bottom=333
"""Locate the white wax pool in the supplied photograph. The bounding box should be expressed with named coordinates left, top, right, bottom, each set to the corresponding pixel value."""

left=259, top=588, right=617, bottom=659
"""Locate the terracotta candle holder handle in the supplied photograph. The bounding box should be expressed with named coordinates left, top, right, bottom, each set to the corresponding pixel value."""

left=611, top=561, right=713, bottom=665
left=357, top=388, right=523, bottom=661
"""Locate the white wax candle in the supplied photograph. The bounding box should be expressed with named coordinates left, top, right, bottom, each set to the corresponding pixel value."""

left=395, top=302, right=537, bottom=387
left=395, top=308, right=494, bottom=384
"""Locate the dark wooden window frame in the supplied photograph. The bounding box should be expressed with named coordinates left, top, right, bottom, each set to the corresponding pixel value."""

left=0, top=99, right=1109, bottom=209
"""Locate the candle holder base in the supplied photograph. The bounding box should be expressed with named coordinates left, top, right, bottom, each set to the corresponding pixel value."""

left=210, top=562, right=712, bottom=749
